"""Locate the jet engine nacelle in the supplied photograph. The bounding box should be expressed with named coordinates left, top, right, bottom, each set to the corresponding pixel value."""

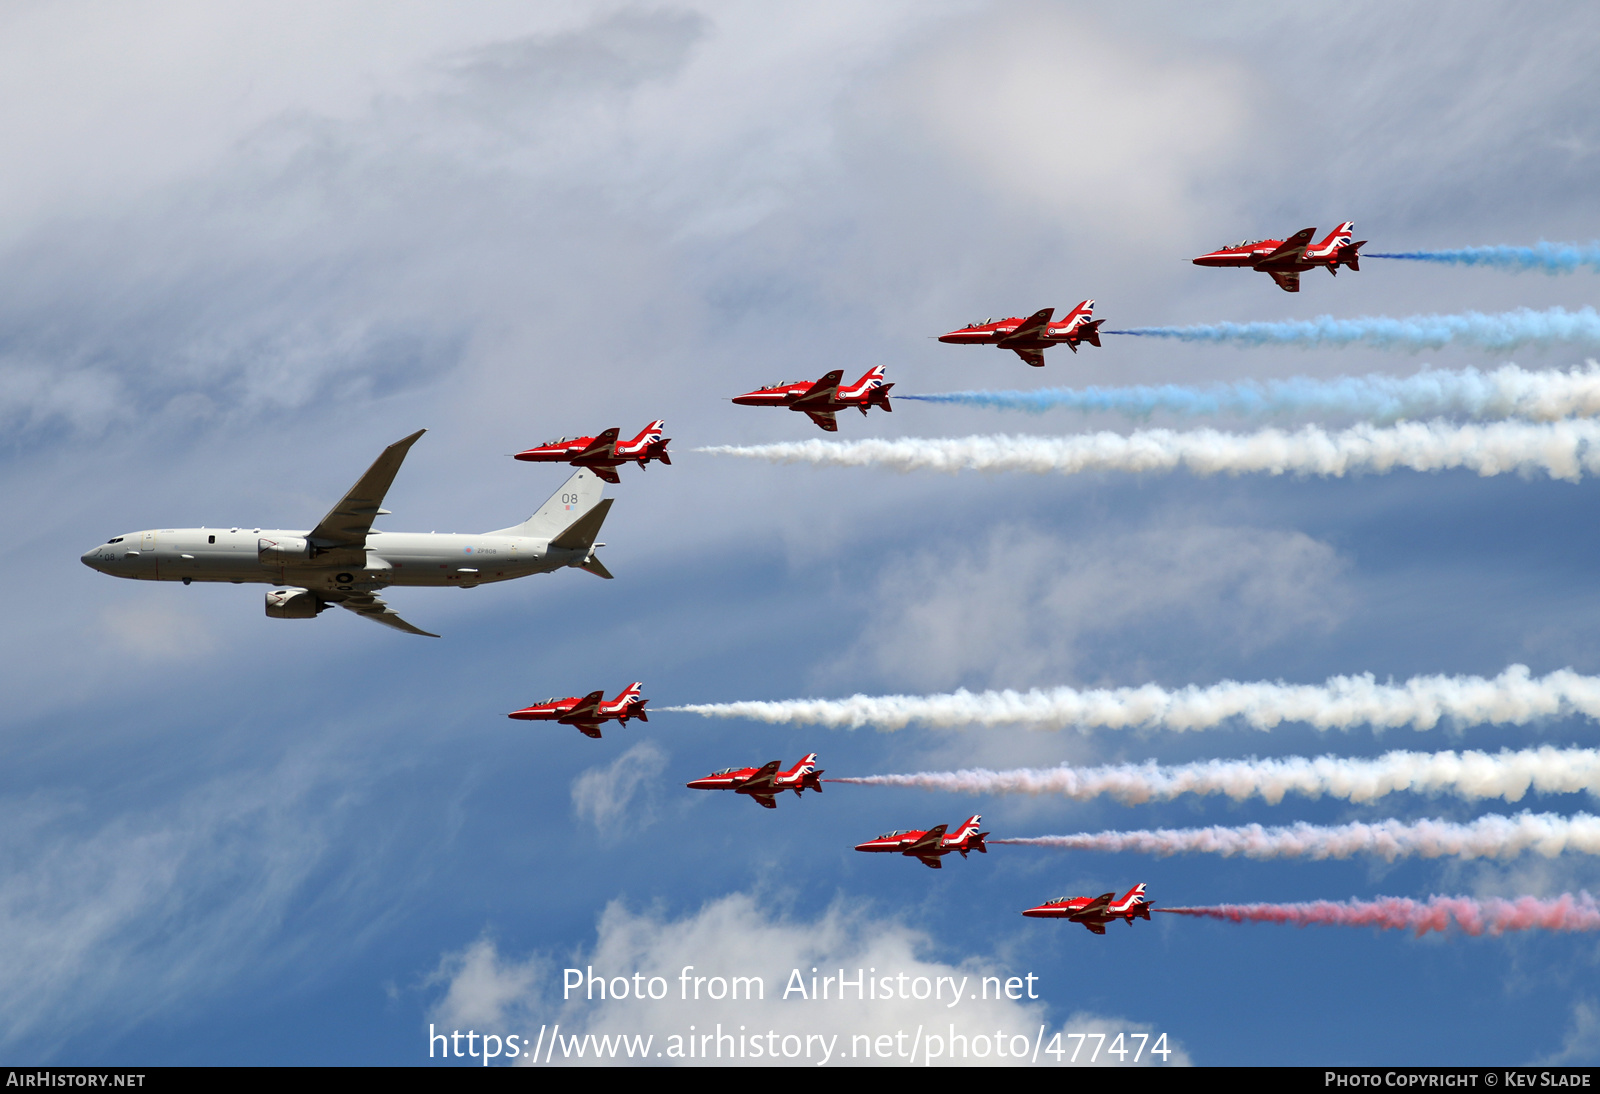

left=265, top=587, right=327, bottom=619
left=258, top=536, right=313, bottom=562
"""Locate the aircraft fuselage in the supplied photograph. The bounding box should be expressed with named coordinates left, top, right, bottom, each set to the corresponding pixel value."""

left=81, top=527, right=589, bottom=593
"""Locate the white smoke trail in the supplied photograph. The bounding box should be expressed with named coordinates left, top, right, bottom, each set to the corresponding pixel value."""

left=663, top=665, right=1600, bottom=734
left=832, top=747, right=1600, bottom=806
left=1369, top=243, right=1600, bottom=274
left=901, top=362, right=1600, bottom=422
left=695, top=419, right=1600, bottom=482
left=1107, top=306, right=1600, bottom=351
left=993, top=813, right=1600, bottom=862
left=1159, top=893, right=1600, bottom=935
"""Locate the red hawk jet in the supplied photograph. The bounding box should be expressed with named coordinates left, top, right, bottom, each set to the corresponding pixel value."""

left=1022, top=883, right=1151, bottom=934
left=686, top=753, right=823, bottom=808
left=507, top=682, right=647, bottom=739
left=731, top=366, right=893, bottom=432
left=854, top=815, right=987, bottom=869
left=1192, top=222, right=1365, bottom=293
left=513, top=421, right=671, bottom=484
left=937, top=300, right=1103, bottom=367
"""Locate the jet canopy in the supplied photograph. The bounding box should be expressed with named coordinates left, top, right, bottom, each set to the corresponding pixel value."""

left=876, top=830, right=909, bottom=840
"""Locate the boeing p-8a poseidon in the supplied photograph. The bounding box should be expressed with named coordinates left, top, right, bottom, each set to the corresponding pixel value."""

left=80, top=429, right=614, bottom=637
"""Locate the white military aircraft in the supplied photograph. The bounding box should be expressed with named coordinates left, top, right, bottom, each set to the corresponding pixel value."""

left=80, top=429, right=614, bottom=637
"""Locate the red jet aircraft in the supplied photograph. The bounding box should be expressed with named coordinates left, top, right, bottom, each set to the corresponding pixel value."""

left=514, top=421, right=671, bottom=484
left=854, top=815, right=987, bottom=869
left=507, top=682, right=648, bottom=739
left=1021, top=883, right=1151, bottom=934
left=1192, top=222, right=1365, bottom=293
left=686, top=753, right=823, bottom=809
left=937, top=300, right=1103, bottom=367
left=731, top=367, right=893, bottom=432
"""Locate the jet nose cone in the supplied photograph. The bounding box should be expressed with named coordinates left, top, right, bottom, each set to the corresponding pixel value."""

left=81, top=547, right=107, bottom=571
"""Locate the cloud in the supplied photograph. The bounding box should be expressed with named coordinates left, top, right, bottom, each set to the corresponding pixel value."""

left=842, top=522, right=1348, bottom=689
left=901, top=6, right=1253, bottom=243
left=571, top=742, right=669, bottom=837
left=0, top=755, right=356, bottom=1055
left=427, top=892, right=1188, bottom=1066
left=1539, top=997, right=1600, bottom=1065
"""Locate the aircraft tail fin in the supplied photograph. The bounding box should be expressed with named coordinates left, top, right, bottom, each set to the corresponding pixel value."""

left=487, top=468, right=606, bottom=538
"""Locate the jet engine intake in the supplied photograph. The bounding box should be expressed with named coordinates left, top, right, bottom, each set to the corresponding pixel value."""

left=265, top=587, right=327, bottom=619
left=258, top=536, right=313, bottom=563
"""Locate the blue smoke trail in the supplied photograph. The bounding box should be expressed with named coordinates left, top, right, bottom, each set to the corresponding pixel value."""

left=900, top=364, right=1600, bottom=422
left=1369, top=242, right=1600, bottom=273
left=1106, top=307, right=1600, bottom=351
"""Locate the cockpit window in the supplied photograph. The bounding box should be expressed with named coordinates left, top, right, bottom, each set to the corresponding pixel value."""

left=107, top=537, right=123, bottom=544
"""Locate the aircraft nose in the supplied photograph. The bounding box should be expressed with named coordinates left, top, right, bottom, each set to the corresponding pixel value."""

left=81, top=546, right=106, bottom=572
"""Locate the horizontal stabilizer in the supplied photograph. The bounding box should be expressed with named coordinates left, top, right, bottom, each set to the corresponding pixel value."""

left=552, top=498, right=614, bottom=551
left=581, top=552, right=614, bottom=580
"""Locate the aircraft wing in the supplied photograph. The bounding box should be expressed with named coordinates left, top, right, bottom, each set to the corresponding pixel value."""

left=590, top=466, right=621, bottom=485
left=748, top=792, right=778, bottom=810
left=309, top=429, right=425, bottom=553
left=996, top=307, right=1054, bottom=346
left=1266, top=269, right=1301, bottom=293
left=1082, top=921, right=1107, bottom=935
left=903, top=825, right=947, bottom=857
left=804, top=410, right=838, bottom=432
left=1255, top=227, right=1315, bottom=268
left=574, top=428, right=620, bottom=461
left=1069, top=893, right=1115, bottom=921
left=737, top=761, right=783, bottom=794
left=559, top=691, right=606, bottom=724
left=573, top=722, right=604, bottom=739
left=791, top=370, right=844, bottom=408
left=330, top=591, right=440, bottom=638
left=1011, top=348, right=1047, bottom=368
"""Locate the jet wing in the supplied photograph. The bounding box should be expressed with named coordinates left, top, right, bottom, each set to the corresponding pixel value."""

left=590, top=466, right=621, bottom=485
left=573, top=722, right=604, bottom=739
left=903, top=825, right=947, bottom=857
left=1254, top=227, right=1316, bottom=269
left=748, top=792, right=778, bottom=809
left=1011, top=348, right=1047, bottom=368
left=916, top=854, right=944, bottom=868
left=804, top=410, right=839, bottom=432
left=559, top=691, right=606, bottom=724
left=1266, top=269, right=1301, bottom=293
left=1082, top=922, right=1107, bottom=935
left=996, top=307, right=1054, bottom=346
left=791, top=371, right=844, bottom=409
left=1069, top=893, right=1116, bottom=921
left=736, top=761, right=783, bottom=794
left=309, top=429, right=425, bottom=553
left=331, top=591, right=440, bottom=638
left=573, top=428, right=620, bottom=461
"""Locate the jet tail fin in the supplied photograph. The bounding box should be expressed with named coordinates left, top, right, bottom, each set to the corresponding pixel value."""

left=486, top=468, right=606, bottom=538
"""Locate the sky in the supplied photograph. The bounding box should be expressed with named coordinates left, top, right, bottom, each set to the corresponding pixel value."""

left=4, top=0, right=1600, bottom=1067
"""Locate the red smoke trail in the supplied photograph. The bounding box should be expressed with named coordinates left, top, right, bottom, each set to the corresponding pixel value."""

left=1158, top=893, right=1600, bottom=936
